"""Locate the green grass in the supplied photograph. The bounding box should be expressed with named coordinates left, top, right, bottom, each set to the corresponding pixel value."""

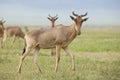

left=0, top=52, right=120, bottom=80
left=0, top=26, right=120, bottom=80
left=70, top=26, right=120, bottom=52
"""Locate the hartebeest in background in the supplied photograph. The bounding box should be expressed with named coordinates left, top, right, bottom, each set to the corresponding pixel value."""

left=2, top=26, right=25, bottom=47
left=47, top=14, right=58, bottom=28
left=17, top=11, right=88, bottom=73
left=47, top=14, right=58, bottom=56
left=0, top=19, right=5, bottom=37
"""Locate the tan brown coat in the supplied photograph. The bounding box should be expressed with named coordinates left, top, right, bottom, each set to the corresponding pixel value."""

left=0, top=20, right=5, bottom=37
left=2, top=26, right=25, bottom=47
left=47, top=14, right=58, bottom=56
left=17, top=11, right=88, bottom=73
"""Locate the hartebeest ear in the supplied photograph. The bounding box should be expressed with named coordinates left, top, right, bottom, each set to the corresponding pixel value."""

left=70, top=16, right=75, bottom=20
left=83, top=18, right=89, bottom=22
left=47, top=17, right=51, bottom=20
left=55, top=17, right=58, bottom=20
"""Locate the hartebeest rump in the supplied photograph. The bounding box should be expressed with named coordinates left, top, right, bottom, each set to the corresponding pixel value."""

left=17, top=11, right=88, bottom=73
left=48, top=14, right=58, bottom=56
left=2, top=26, right=25, bottom=47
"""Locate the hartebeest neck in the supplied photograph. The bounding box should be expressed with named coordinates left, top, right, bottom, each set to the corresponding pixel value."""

left=0, top=24, right=5, bottom=30
left=70, top=24, right=78, bottom=35
left=67, top=24, right=78, bottom=40
left=51, top=22, right=55, bottom=28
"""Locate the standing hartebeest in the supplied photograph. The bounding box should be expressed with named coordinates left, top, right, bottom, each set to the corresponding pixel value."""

left=2, top=26, right=25, bottom=47
left=0, top=19, right=25, bottom=48
left=0, top=19, right=5, bottom=37
left=47, top=14, right=58, bottom=56
left=17, top=11, right=88, bottom=73
left=0, top=19, right=5, bottom=47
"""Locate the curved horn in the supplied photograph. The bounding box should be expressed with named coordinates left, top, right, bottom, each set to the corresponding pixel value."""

left=48, top=14, right=52, bottom=18
left=0, top=18, right=3, bottom=21
left=80, top=12, right=87, bottom=17
left=3, top=21, right=6, bottom=23
left=72, top=11, right=78, bottom=17
left=0, top=18, right=5, bottom=23
left=0, top=18, right=4, bottom=21
left=54, top=14, right=58, bottom=18
left=2, top=18, right=4, bottom=21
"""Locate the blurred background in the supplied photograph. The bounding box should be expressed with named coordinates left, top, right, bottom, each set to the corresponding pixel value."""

left=0, top=0, right=120, bottom=26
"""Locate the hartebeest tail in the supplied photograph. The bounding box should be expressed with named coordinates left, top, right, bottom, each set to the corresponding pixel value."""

left=17, top=11, right=88, bottom=73
left=22, top=39, right=27, bottom=55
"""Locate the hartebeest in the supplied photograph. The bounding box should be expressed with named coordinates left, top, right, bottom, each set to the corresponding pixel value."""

left=47, top=14, right=58, bottom=28
left=17, top=11, right=88, bottom=73
left=2, top=26, right=25, bottom=47
left=0, top=19, right=5, bottom=37
left=48, top=14, right=58, bottom=56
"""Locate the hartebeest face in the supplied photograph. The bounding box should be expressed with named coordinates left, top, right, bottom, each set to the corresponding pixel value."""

left=48, top=14, right=58, bottom=28
left=0, top=20, right=5, bottom=30
left=0, top=20, right=5, bottom=27
left=70, top=12, right=88, bottom=35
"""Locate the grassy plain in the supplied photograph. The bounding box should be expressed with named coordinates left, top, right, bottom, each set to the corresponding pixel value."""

left=0, top=26, right=120, bottom=80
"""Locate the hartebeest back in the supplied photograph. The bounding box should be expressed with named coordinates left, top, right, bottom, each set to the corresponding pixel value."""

left=48, top=14, right=58, bottom=56
left=17, top=11, right=88, bottom=73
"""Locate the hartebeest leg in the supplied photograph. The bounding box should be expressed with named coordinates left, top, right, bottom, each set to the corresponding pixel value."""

left=63, top=47, right=75, bottom=71
left=17, top=47, right=31, bottom=73
left=55, top=45, right=61, bottom=72
left=2, top=31, right=7, bottom=48
left=12, top=35, right=16, bottom=43
left=11, top=35, right=16, bottom=47
left=33, top=48, right=42, bottom=73
left=51, top=48, right=56, bottom=56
